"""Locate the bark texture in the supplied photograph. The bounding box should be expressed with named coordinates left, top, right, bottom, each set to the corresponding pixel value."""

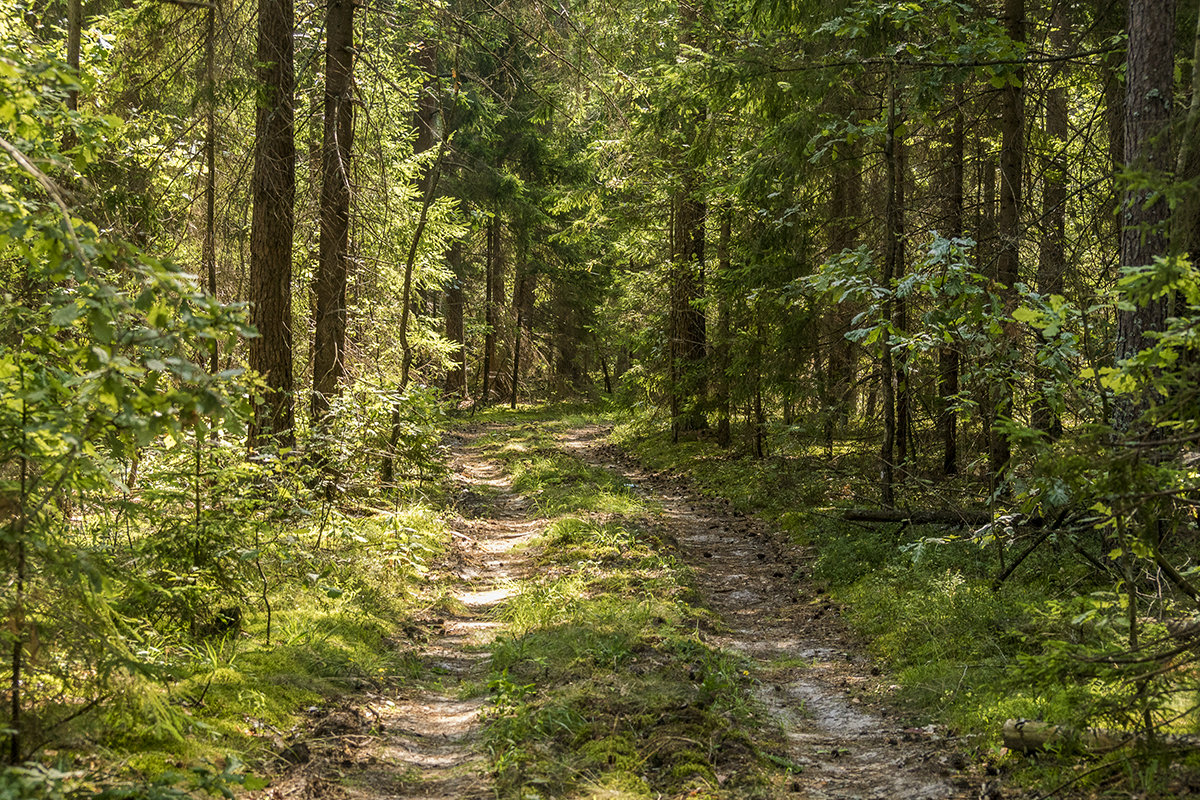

left=249, top=0, right=296, bottom=448
left=939, top=97, right=963, bottom=475
left=990, top=0, right=1023, bottom=478
left=1114, top=0, right=1175, bottom=430
left=670, top=175, right=707, bottom=436
left=444, top=241, right=466, bottom=397
left=1033, top=8, right=1067, bottom=437
left=311, top=0, right=356, bottom=422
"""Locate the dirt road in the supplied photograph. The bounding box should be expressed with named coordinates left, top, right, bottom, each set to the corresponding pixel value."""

left=263, top=422, right=971, bottom=800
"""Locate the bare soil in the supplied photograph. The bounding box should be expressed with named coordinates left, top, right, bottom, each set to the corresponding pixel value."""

left=260, top=428, right=537, bottom=800
left=261, top=421, right=981, bottom=800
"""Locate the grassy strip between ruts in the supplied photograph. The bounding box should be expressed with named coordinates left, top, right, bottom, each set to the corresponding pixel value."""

left=468, top=415, right=799, bottom=799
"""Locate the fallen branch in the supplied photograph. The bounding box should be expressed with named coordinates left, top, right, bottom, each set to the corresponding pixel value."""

left=991, top=511, right=1074, bottom=590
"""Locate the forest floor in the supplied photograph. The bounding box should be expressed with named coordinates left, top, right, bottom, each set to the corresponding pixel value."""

left=260, top=420, right=978, bottom=800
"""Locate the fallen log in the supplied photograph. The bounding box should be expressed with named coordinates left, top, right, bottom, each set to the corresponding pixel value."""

left=841, top=508, right=1051, bottom=527
left=1003, top=719, right=1200, bottom=754
left=842, top=509, right=993, bottom=526
left=1002, top=719, right=1129, bottom=754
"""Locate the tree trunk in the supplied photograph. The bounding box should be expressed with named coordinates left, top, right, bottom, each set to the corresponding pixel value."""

left=894, top=134, right=909, bottom=469
left=311, top=0, right=355, bottom=423
left=67, top=0, right=81, bottom=112
left=939, top=92, right=963, bottom=475
left=1099, top=0, right=1125, bottom=213
left=670, top=176, right=707, bottom=435
left=880, top=71, right=899, bottom=508
left=1033, top=7, right=1067, bottom=437
left=1114, top=0, right=1175, bottom=430
left=716, top=207, right=732, bottom=447
left=1173, top=5, right=1200, bottom=260
left=510, top=289, right=522, bottom=409
left=412, top=40, right=438, bottom=182
left=482, top=218, right=499, bottom=404
left=412, top=39, right=441, bottom=315
left=754, top=320, right=765, bottom=458
left=203, top=0, right=218, bottom=375
left=248, top=0, right=296, bottom=449
left=990, top=0, right=1024, bottom=478
left=670, top=0, right=707, bottom=437
left=444, top=241, right=466, bottom=397
left=510, top=235, right=530, bottom=409
left=976, top=141, right=997, bottom=458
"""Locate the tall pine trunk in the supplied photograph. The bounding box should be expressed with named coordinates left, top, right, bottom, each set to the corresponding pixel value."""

left=482, top=219, right=498, bottom=404
left=1114, top=0, right=1175, bottom=428
left=894, top=135, right=909, bottom=468
left=669, top=0, right=707, bottom=438
left=248, top=0, right=296, bottom=448
left=716, top=207, right=732, bottom=447
left=880, top=71, right=899, bottom=507
left=670, top=177, right=707, bottom=436
left=203, top=0, right=218, bottom=375
left=990, top=0, right=1023, bottom=480
left=939, top=90, right=963, bottom=474
left=311, top=0, right=355, bottom=423
left=444, top=241, right=466, bottom=397
left=1034, top=8, right=1067, bottom=437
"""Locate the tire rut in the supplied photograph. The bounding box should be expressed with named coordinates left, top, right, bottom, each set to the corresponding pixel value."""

left=262, top=429, right=539, bottom=800
left=561, top=424, right=972, bottom=800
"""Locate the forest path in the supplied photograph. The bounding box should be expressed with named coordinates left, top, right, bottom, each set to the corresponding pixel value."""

left=561, top=424, right=970, bottom=800
left=265, top=427, right=539, bottom=800
left=266, top=420, right=970, bottom=800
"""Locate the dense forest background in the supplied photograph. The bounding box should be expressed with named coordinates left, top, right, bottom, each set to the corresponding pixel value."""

left=4, top=0, right=1200, bottom=792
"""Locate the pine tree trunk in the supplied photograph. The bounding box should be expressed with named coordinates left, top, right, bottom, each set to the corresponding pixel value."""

left=1173, top=6, right=1200, bottom=260
left=716, top=207, right=732, bottom=447
left=939, top=93, right=963, bottom=475
left=991, top=0, right=1024, bottom=478
left=1114, top=0, right=1176, bottom=430
left=444, top=241, right=466, bottom=397
left=66, top=0, right=81, bottom=112
left=510, top=236, right=530, bottom=409
left=203, top=0, right=218, bottom=375
left=670, top=0, right=707, bottom=436
left=311, top=0, right=355, bottom=423
left=894, top=135, right=909, bottom=468
left=977, top=143, right=997, bottom=459
left=482, top=222, right=493, bottom=404
left=880, top=72, right=899, bottom=508
left=412, top=40, right=441, bottom=315
left=248, top=0, right=296, bottom=449
left=1034, top=8, right=1068, bottom=437
left=671, top=177, right=708, bottom=434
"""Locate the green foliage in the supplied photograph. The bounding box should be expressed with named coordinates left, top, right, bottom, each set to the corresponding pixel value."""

left=314, top=382, right=448, bottom=492
left=0, top=31, right=258, bottom=761
left=0, top=22, right=459, bottom=777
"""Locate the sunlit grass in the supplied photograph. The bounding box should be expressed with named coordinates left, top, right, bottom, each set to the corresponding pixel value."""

left=81, top=501, right=448, bottom=776
left=484, top=515, right=782, bottom=799
left=469, top=414, right=651, bottom=518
